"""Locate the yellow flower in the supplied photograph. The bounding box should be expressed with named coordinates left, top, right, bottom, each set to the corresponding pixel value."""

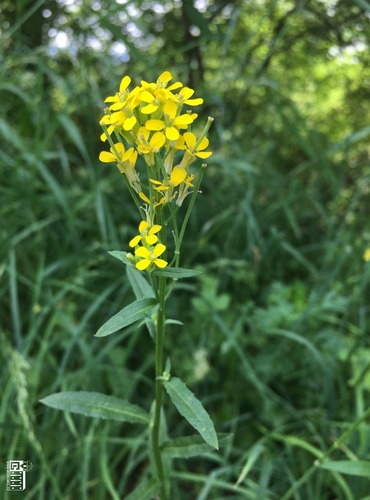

left=183, top=132, right=212, bottom=159
left=99, top=143, right=140, bottom=191
left=145, top=101, right=197, bottom=142
left=137, top=127, right=166, bottom=165
left=135, top=243, right=168, bottom=271
left=149, top=167, right=188, bottom=206
left=99, top=142, right=137, bottom=166
left=139, top=191, right=151, bottom=204
left=99, top=71, right=213, bottom=204
left=363, top=248, right=370, bottom=261
left=156, top=71, right=183, bottom=91
left=129, top=221, right=162, bottom=247
left=99, top=114, right=115, bottom=142
left=176, top=87, right=203, bottom=106
left=150, top=167, right=187, bottom=191
left=104, top=75, right=131, bottom=106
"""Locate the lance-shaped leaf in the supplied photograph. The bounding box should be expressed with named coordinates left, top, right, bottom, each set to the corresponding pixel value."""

left=127, top=265, right=155, bottom=299
left=153, top=268, right=201, bottom=279
left=108, top=250, right=132, bottom=266
left=164, top=377, right=218, bottom=449
left=126, top=266, right=156, bottom=339
left=95, top=298, right=157, bottom=337
left=40, top=391, right=150, bottom=424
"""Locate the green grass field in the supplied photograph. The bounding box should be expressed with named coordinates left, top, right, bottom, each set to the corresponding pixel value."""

left=1, top=1, right=370, bottom=498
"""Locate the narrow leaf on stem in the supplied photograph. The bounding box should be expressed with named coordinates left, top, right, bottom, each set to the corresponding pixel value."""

left=153, top=268, right=201, bottom=279
left=95, top=298, right=157, bottom=337
left=40, top=391, right=150, bottom=424
left=164, top=377, right=218, bottom=449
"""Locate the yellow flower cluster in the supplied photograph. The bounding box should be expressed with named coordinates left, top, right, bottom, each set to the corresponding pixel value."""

left=99, top=71, right=213, bottom=271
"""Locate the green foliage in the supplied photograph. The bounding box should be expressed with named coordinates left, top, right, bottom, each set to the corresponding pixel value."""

left=164, top=377, right=218, bottom=450
left=40, top=391, right=150, bottom=424
left=153, top=268, right=202, bottom=279
left=125, top=477, right=161, bottom=500
left=319, top=460, right=370, bottom=478
left=1, top=0, right=370, bottom=498
left=95, top=298, right=158, bottom=337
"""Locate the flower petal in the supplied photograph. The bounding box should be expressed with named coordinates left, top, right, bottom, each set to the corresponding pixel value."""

left=146, top=119, right=165, bottom=131
left=141, top=103, right=158, bottom=114
left=196, top=151, right=212, bottom=159
left=198, top=137, right=209, bottom=150
left=171, top=167, right=187, bottom=186
left=104, top=96, right=118, bottom=103
left=185, top=98, right=203, bottom=106
left=149, top=179, right=163, bottom=186
left=175, top=114, right=194, bottom=126
left=150, top=132, right=166, bottom=150
left=129, top=235, right=141, bottom=248
left=184, top=132, right=196, bottom=149
left=149, top=225, right=162, bottom=235
left=110, top=101, right=126, bottom=111
left=139, top=220, right=149, bottom=233
left=145, top=234, right=158, bottom=245
left=158, top=71, right=172, bottom=84
left=119, top=75, right=131, bottom=93
left=110, top=111, right=124, bottom=124
left=99, top=151, right=116, bottom=163
left=114, top=143, right=125, bottom=154
left=138, top=127, right=150, bottom=141
left=135, top=247, right=151, bottom=259
left=154, top=258, right=168, bottom=268
left=139, top=90, right=155, bottom=103
left=100, top=125, right=114, bottom=142
left=164, top=101, right=177, bottom=119
left=139, top=192, right=151, bottom=204
left=179, top=87, right=194, bottom=100
left=167, top=82, right=183, bottom=91
left=166, top=127, right=179, bottom=141
left=123, top=116, right=136, bottom=130
left=136, top=259, right=151, bottom=271
left=153, top=243, right=166, bottom=258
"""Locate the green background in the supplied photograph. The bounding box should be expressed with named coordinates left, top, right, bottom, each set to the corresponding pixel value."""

left=1, top=0, right=370, bottom=498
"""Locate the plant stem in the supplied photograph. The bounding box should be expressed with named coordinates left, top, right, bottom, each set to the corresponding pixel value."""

left=151, top=274, right=167, bottom=499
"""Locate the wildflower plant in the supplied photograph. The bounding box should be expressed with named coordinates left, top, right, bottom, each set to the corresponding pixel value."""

left=40, top=71, right=217, bottom=498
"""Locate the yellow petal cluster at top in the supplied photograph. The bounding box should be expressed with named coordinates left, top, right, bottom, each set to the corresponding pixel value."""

left=99, top=71, right=213, bottom=271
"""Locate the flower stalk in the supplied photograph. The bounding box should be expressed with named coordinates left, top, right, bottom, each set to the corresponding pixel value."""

left=151, top=274, right=167, bottom=499
left=99, top=71, right=214, bottom=496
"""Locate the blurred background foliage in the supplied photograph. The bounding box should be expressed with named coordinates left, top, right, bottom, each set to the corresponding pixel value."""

left=1, top=0, right=370, bottom=498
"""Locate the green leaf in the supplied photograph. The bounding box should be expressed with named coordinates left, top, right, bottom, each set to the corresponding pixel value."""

left=153, top=268, right=201, bottom=279
left=235, top=443, right=265, bottom=486
left=126, top=477, right=160, bottom=500
left=162, top=433, right=230, bottom=458
left=164, top=377, right=218, bottom=449
left=319, top=460, right=370, bottom=477
left=108, top=250, right=132, bottom=266
left=95, top=298, right=157, bottom=337
left=40, top=391, right=149, bottom=424
left=165, top=319, right=184, bottom=326
left=127, top=265, right=154, bottom=299
left=126, top=266, right=156, bottom=339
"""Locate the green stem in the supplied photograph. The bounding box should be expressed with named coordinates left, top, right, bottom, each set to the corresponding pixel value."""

left=151, top=273, right=167, bottom=499
left=175, top=164, right=207, bottom=265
